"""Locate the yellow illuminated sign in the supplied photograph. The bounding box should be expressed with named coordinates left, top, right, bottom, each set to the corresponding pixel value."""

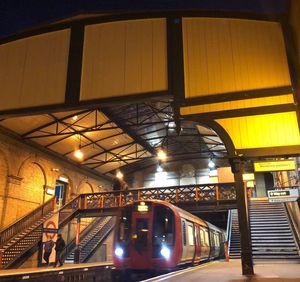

left=254, top=160, right=295, bottom=172
left=137, top=204, right=149, bottom=212
left=243, top=173, right=255, bottom=181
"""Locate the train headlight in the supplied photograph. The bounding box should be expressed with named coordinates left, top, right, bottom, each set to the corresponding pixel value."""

left=160, top=246, right=171, bottom=260
left=115, top=247, right=124, bottom=258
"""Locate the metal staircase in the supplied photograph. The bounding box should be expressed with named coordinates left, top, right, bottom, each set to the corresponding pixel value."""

left=0, top=198, right=55, bottom=269
left=0, top=196, right=80, bottom=269
left=249, top=199, right=300, bottom=263
left=228, top=209, right=241, bottom=259
left=65, top=216, right=114, bottom=263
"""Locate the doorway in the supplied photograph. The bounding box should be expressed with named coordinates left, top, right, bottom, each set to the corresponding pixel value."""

left=55, top=180, right=67, bottom=208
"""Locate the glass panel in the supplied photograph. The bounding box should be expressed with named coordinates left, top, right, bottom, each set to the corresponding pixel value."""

left=153, top=206, right=175, bottom=246
left=187, top=225, right=194, bottom=246
left=200, top=228, right=205, bottom=245
left=135, top=218, right=148, bottom=251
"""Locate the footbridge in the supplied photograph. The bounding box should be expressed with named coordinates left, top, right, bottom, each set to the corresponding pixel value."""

left=76, top=183, right=236, bottom=218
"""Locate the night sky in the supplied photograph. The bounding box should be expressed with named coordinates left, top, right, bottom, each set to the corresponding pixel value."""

left=0, top=0, right=288, bottom=39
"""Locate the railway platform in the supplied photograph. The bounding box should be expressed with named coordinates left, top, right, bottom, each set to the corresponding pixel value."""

left=144, top=260, right=300, bottom=282
left=0, top=262, right=113, bottom=282
left=1, top=260, right=299, bottom=282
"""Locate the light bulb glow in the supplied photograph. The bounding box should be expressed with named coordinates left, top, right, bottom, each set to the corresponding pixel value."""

left=74, top=149, right=83, bottom=160
left=157, top=165, right=163, bottom=172
left=116, top=171, right=124, bottom=179
left=208, top=159, right=215, bottom=169
left=157, top=150, right=167, bottom=161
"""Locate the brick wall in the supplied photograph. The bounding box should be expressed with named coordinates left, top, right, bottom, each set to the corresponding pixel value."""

left=0, top=131, right=112, bottom=230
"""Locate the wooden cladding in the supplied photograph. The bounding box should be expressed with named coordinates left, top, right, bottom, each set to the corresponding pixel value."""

left=216, top=111, right=300, bottom=149
left=80, top=18, right=167, bottom=101
left=0, top=29, right=70, bottom=110
left=182, top=18, right=291, bottom=99
left=180, top=94, right=294, bottom=116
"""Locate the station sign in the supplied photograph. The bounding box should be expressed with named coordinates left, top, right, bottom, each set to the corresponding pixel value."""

left=267, top=189, right=299, bottom=203
left=254, top=160, right=296, bottom=172
left=41, top=213, right=59, bottom=265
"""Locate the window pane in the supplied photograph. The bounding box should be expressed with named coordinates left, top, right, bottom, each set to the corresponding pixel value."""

left=188, top=225, right=194, bottom=245
left=153, top=206, right=175, bottom=246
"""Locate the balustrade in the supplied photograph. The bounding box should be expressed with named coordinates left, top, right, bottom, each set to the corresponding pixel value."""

left=80, top=183, right=236, bottom=211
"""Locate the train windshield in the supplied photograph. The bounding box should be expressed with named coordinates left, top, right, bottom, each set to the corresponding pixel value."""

left=117, top=206, right=132, bottom=242
left=153, top=206, right=175, bottom=246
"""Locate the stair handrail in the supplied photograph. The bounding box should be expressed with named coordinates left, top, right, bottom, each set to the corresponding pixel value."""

left=58, top=195, right=81, bottom=227
left=0, top=222, right=43, bottom=269
left=284, top=202, right=300, bottom=250
left=79, top=217, right=112, bottom=251
left=226, top=209, right=233, bottom=252
left=82, top=217, right=115, bottom=262
left=0, top=197, right=55, bottom=248
left=61, top=217, right=103, bottom=260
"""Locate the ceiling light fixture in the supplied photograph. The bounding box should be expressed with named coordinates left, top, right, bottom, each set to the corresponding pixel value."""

left=74, top=148, right=83, bottom=160
left=157, top=149, right=167, bottom=162
left=74, top=134, right=83, bottom=160
left=208, top=159, right=215, bottom=169
left=116, top=170, right=124, bottom=180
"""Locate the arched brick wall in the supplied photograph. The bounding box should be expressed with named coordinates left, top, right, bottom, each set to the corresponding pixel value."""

left=77, top=180, right=94, bottom=194
left=17, top=161, right=46, bottom=218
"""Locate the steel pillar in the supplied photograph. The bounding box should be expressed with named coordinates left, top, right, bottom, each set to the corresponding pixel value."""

left=74, top=217, right=81, bottom=263
left=232, top=158, right=254, bottom=275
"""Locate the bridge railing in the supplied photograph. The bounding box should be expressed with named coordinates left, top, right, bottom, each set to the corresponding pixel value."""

left=80, top=183, right=236, bottom=210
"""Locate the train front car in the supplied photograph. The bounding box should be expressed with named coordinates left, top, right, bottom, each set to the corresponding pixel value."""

left=113, top=200, right=181, bottom=273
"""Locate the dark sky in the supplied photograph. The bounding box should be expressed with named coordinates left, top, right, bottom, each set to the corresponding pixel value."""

left=0, top=0, right=288, bottom=38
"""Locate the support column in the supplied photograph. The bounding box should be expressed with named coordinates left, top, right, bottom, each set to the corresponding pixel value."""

left=231, top=158, right=254, bottom=275
left=74, top=217, right=81, bottom=263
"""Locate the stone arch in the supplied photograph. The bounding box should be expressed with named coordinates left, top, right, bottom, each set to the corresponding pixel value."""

left=16, top=157, right=47, bottom=219
left=77, top=179, right=94, bottom=194
left=17, top=156, right=47, bottom=184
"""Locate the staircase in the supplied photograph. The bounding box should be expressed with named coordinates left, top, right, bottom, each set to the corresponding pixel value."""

left=0, top=198, right=55, bottom=269
left=0, top=196, right=80, bottom=269
left=65, top=216, right=114, bottom=263
left=228, top=209, right=241, bottom=259
left=249, top=199, right=300, bottom=263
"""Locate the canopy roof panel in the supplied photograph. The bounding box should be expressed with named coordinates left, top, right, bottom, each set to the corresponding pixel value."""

left=0, top=99, right=227, bottom=177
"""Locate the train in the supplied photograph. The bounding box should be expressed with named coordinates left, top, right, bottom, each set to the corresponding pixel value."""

left=112, top=200, right=226, bottom=278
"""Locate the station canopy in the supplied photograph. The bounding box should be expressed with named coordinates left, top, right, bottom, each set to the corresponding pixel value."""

left=0, top=101, right=226, bottom=176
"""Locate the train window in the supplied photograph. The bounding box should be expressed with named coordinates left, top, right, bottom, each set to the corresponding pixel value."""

left=204, top=229, right=209, bottom=246
left=187, top=225, right=194, bottom=245
left=135, top=218, right=149, bottom=250
left=182, top=220, right=187, bottom=246
left=118, top=206, right=132, bottom=242
left=215, top=233, right=220, bottom=247
left=200, top=228, right=205, bottom=245
left=197, top=227, right=201, bottom=246
left=153, top=206, right=175, bottom=246
left=210, top=231, right=215, bottom=247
